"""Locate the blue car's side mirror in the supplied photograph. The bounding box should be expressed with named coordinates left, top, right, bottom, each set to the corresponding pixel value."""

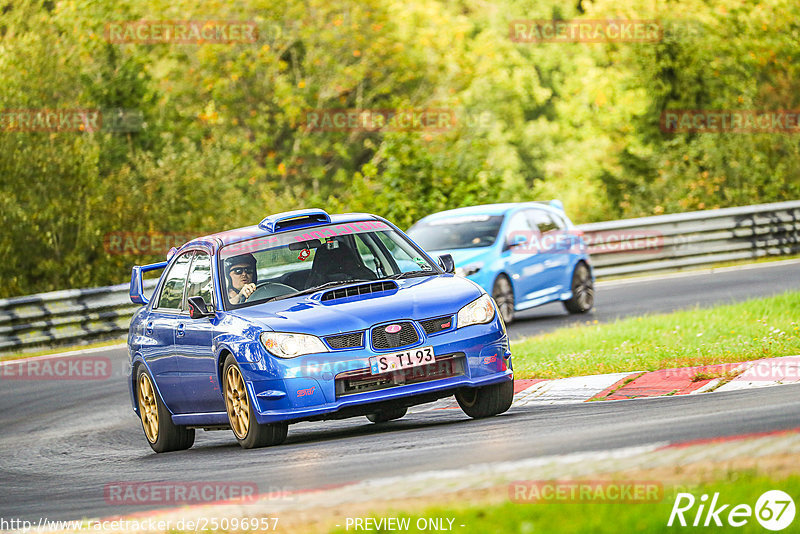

left=187, top=296, right=214, bottom=319
left=438, top=254, right=456, bottom=274
left=503, top=232, right=528, bottom=251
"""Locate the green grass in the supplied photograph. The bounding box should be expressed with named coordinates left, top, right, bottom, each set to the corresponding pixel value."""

left=706, top=253, right=800, bottom=271
left=329, top=473, right=800, bottom=534
left=512, top=291, right=800, bottom=379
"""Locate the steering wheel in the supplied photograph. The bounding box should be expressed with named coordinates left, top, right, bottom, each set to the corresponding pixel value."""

left=244, top=282, right=297, bottom=302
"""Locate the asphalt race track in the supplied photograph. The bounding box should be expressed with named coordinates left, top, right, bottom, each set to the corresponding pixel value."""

left=1, top=261, right=799, bottom=521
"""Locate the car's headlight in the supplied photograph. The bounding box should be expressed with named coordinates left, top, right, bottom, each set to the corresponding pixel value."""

left=260, top=332, right=329, bottom=358
left=455, top=262, right=483, bottom=277
left=456, top=294, right=496, bottom=328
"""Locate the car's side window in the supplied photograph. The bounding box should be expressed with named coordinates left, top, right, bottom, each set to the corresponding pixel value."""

left=155, top=252, right=193, bottom=311
left=185, top=252, right=214, bottom=308
left=505, top=212, right=535, bottom=245
left=354, top=234, right=376, bottom=264
left=370, top=231, right=424, bottom=273
left=527, top=209, right=561, bottom=234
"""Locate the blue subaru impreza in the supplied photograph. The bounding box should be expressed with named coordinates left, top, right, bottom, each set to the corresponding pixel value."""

left=127, top=209, right=513, bottom=452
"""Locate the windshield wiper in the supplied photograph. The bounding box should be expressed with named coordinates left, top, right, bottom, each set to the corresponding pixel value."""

left=272, top=279, right=373, bottom=301
left=386, top=270, right=437, bottom=280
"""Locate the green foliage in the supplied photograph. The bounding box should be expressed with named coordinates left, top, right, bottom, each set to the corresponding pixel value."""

left=512, top=291, right=800, bottom=379
left=586, top=0, right=800, bottom=217
left=1, top=0, right=798, bottom=296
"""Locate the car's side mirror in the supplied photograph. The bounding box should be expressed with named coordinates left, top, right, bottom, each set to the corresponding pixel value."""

left=187, top=296, right=214, bottom=319
left=437, top=254, right=456, bottom=274
left=503, top=232, right=528, bottom=251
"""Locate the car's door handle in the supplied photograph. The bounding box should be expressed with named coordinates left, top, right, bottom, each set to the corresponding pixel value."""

left=176, top=323, right=185, bottom=337
left=145, top=322, right=153, bottom=335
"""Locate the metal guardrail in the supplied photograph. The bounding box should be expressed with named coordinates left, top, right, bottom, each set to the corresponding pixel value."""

left=0, top=281, right=157, bottom=352
left=580, top=200, right=800, bottom=278
left=1, top=201, right=798, bottom=352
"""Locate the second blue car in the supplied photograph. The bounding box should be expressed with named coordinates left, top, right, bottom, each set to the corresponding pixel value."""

left=407, top=201, right=594, bottom=323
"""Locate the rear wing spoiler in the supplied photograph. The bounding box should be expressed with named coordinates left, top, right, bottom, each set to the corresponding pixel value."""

left=129, top=261, right=168, bottom=305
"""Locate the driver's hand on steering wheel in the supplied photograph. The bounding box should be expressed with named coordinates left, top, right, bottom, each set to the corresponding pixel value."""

left=237, top=283, right=257, bottom=302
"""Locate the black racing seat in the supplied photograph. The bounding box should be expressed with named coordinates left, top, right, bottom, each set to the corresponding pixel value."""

left=304, top=240, right=376, bottom=289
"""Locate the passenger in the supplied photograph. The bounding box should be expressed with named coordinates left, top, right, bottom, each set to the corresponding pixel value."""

left=225, top=253, right=258, bottom=304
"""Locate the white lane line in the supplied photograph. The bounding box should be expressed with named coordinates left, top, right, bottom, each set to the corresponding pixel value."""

left=512, top=381, right=551, bottom=404
left=689, top=361, right=753, bottom=394
left=0, top=343, right=127, bottom=366
left=690, top=378, right=721, bottom=394
left=514, top=372, right=637, bottom=405
left=596, top=258, right=800, bottom=288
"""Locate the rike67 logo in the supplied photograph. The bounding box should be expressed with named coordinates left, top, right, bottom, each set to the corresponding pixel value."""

left=668, top=490, right=796, bottom=531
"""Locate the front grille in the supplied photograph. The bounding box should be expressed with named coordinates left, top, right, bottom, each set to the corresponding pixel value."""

left=321, top=281, right=397, bottom=302
left=325, top=331, right=364, bottom=350
left=420, top=316, right=454, bottom=335
left=371, top=321, right=419, bottom=350
left=335, top=353, right=466, bottom=397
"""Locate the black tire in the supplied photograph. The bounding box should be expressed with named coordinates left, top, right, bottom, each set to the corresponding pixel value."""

left=492, top=275, right=515, bottom=325
left=563, top=262, right=594, bottom=314
left=223, top=355, right=288, bottom=449
left=455, top=378, right=514, bottom=419
left=366, top=406, right=408, bottom=423
left=136, top=366, right=195, bottom=453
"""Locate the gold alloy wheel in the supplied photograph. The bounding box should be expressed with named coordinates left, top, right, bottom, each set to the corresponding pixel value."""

left=225, top=365, right=250, bottom=439
left=137, top=373, right=159, bottom=443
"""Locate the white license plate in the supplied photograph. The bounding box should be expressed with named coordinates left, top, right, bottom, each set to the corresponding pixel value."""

left=369, top=346, right=435, bottom=375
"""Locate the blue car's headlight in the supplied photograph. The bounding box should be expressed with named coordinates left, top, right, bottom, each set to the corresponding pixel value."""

left=260, top=332, right=329, bottom=358
left=456, top=294, right=496, bottom=328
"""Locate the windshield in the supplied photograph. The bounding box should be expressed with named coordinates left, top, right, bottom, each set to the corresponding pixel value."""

left=219, top=220, right=438, bottom=309
left=407, top=214, right=504, bottom=251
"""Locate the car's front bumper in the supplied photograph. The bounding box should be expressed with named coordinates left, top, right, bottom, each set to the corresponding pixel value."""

left=240, top=318, right=512, bottom=424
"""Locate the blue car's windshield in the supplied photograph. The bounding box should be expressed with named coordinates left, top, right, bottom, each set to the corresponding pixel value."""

left=407, top=215, right=504, bottom=251
left=219, top=220, right=437, bottom=309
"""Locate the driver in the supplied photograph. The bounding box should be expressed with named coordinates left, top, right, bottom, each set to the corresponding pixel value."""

left=225, top=253, right=258, bottom=304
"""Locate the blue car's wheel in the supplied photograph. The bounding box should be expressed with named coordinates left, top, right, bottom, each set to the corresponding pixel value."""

left=223, top=355, right=288, bottom=449
left=136, top=367, right=194, bottom=453
left=563, top=262, right=594, bottom=314
left=492, top=275, right=515, bottom=324
left=455, top=378, right=514, bottom=419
